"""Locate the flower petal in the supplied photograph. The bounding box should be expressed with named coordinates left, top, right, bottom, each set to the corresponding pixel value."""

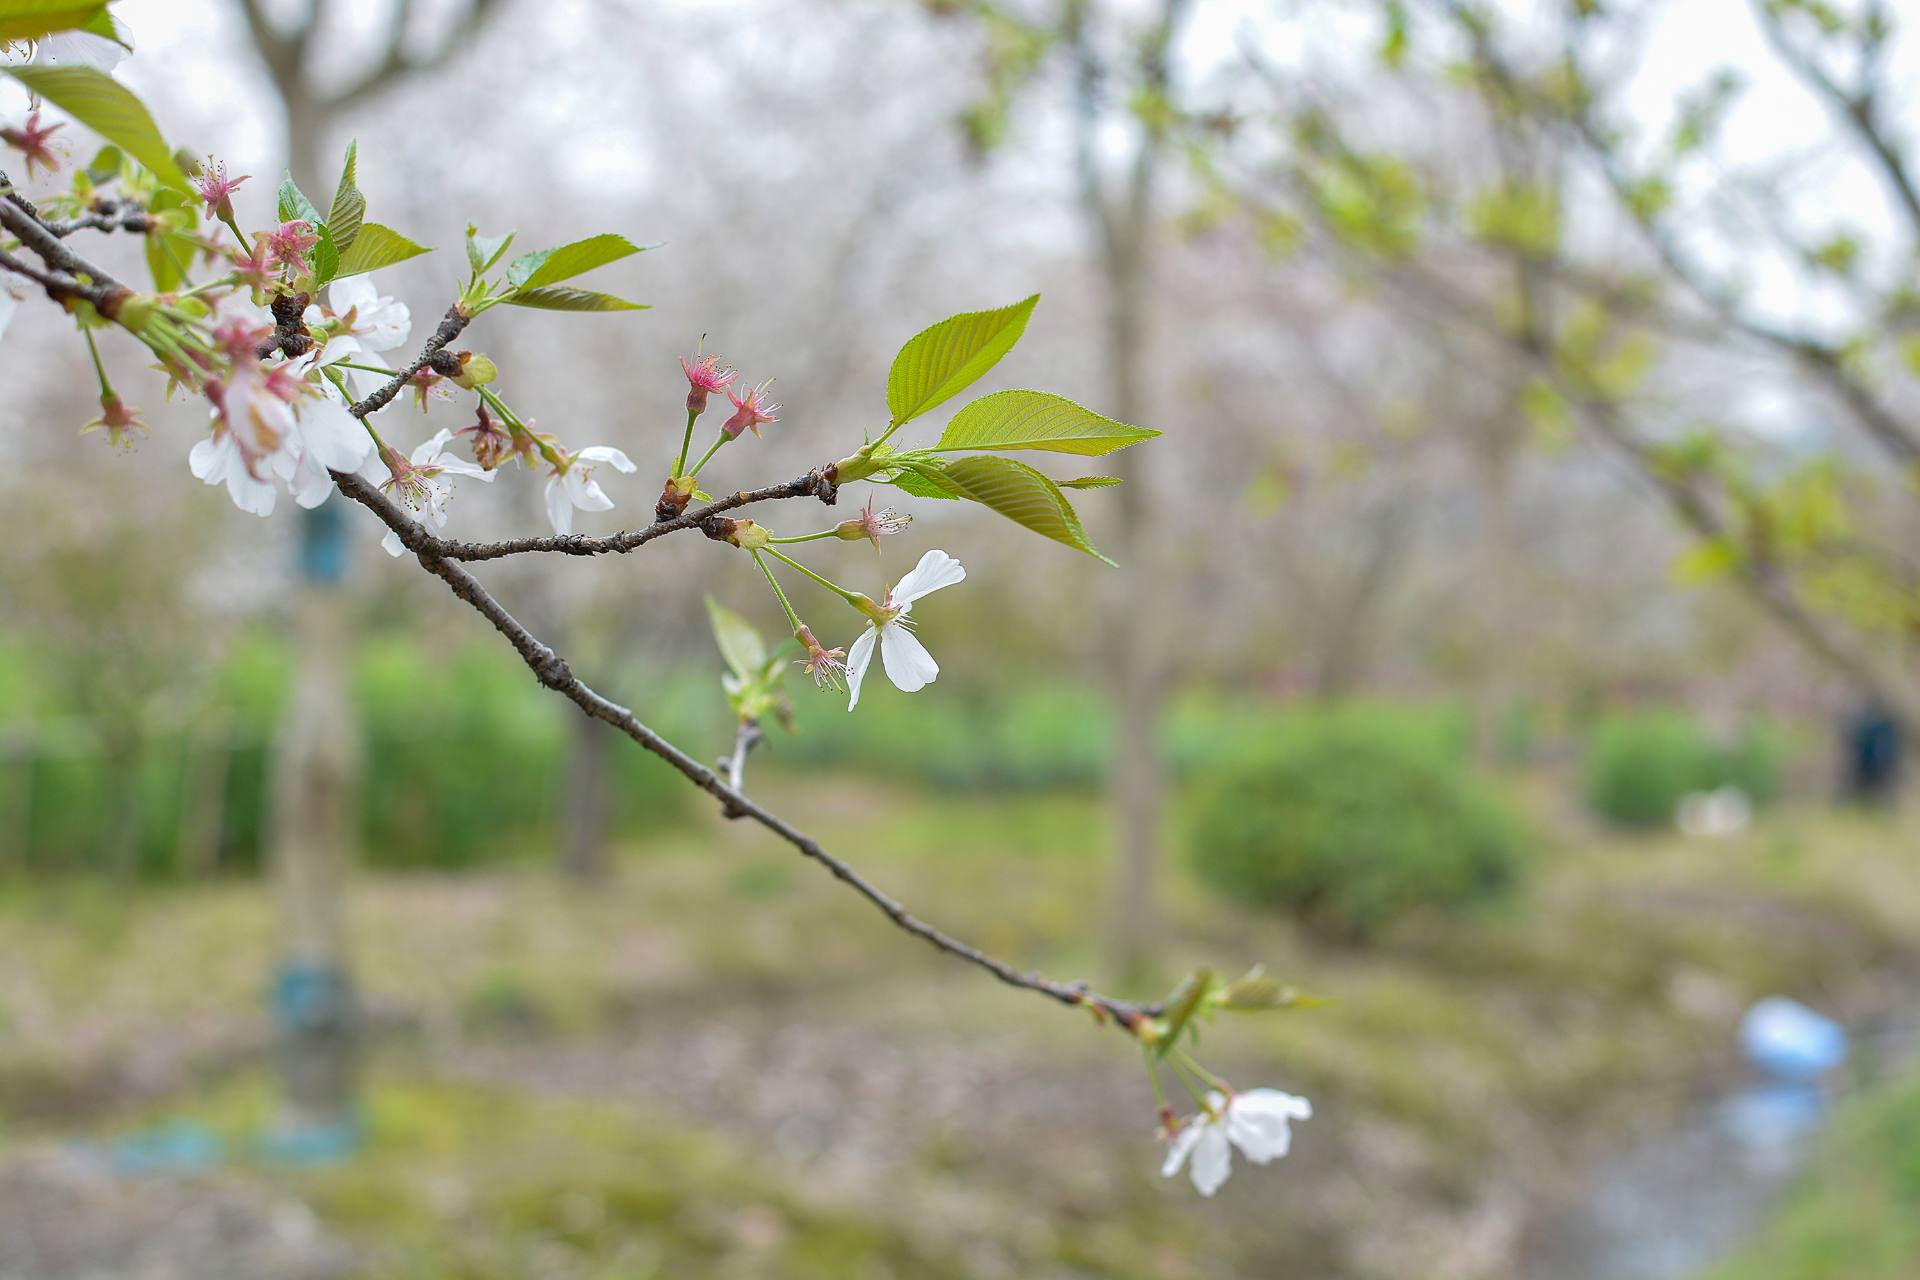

left=1188, top=1124, right=1233, bottom=1196
left=575, top=445, right=636, bottom=473
left=879, top=622, right=939, bottom=693
left=544, top=476, right=573, bottom=535
left=844, top=626, right=879, bottom=709
left=889, top=548, right=965, bottom=605
left=1161, top=1122, right=1204, bottom=1179
left=1225, top=1090, right=1310, bottom=1165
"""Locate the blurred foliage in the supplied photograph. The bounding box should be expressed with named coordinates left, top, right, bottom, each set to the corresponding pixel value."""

left=0, top=633, right=686, bottom=874
left=1184, top=707, right=1525, bottom=940
left=1583, top=711, right=1787, bottom=829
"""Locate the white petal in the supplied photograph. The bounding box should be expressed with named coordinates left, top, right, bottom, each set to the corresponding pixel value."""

left=289, top=452, right=334, bottom=509
left=226, top=465, right=276, bottom=517
left=1225, top=1090, right=1310, bottom=1165
left=844, top=626, right=879, bottom=709
left=544, top=476, right=573, bottom=535
left=33, top=28, right=129, bottom=71
left=879, top=622, right=939, bottom=692
left=575, top=445, right=636, bottom=473
left=329, top=275, right=375, bottom=317
left=414, top=427, right=458, bottom=464
left=299, top=399, right=374, bottom=472
left=188, top=434, right=227, bottom=483
left=1188, top=1124, right=1234, bottom=1197
left=566, top=469, right=614, bottom=512
left=381, top=527, right=406, bottom=557
left=435, top=454, right=493, bottom=480
left=889, top=549, right=965, bottom=605
left=1161, top=1122, right=1204, bottom=1179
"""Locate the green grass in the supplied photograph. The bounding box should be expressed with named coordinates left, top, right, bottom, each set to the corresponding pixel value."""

left=1703, top=1073, right=1920, bottom=1280
left=0, top=781, right=1916, bottom=1278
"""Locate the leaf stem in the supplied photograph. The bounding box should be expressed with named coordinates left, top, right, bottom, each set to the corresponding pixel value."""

left=751, top=551, right=804, bottom=633
left=673, top=407, right=698, bottom=476
left=687, top=430, right=728, bottom=479
left=763, top=547, right=863, bottom=604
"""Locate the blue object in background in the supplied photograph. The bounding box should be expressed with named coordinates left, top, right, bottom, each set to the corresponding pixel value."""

left=1740, top=996, right=1848, bottom=1081
left=106, top=1120, right=225, bottom=1174
left=298, top=501, right=351, bottom=585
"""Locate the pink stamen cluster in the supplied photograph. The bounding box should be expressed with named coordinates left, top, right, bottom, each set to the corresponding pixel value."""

left=1, top=110, right=63, bottom=179
left=722, top=378, right=780, bottom=439
left=679, top=347, right=737, bottom=415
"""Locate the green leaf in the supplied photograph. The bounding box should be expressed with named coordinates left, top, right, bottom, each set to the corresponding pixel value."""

left=465, top=225, right=516, bottom=276
left=1212, top=966, right=1321, bottom=1012
left=0, top=1, right=110, bottom=45
left=502, top=285, right=646, bottom=313
left=706, top=596, right=767, bottom=682
left=4, top=64, right=187, bottom=192
left=934, top=389, right=1158, bottom=456
left=332, top=222, right=430, bottom=278
left=1154, top=968, right=1215, bottom=1058
left=276, top=171, right=321, bottom=226
left=326, top=140, right=364, bottom=254
left=888, top=465, right=960, bottom=500
left=1061, top=475, right=1122, bottom=488
left=309, top=221, right=340, bottom=288
left=505, top=233, right=650, bottom=290
left=907, top=455, right=1112, bottom=562
left=886, top=293, right=1038, bottom=426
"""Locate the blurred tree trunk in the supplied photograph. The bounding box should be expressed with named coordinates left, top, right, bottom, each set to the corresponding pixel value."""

left=268, top=590, right=360, bottom=1134
left=561, top=712, right=610, bottom=880
left=236, top=0, right=504, bottom=1140
left=1069, top=0, right=1189, bottom=980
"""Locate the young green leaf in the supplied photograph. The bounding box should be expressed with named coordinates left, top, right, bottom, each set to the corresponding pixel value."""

left=1154, top=968, right=1217, bottom=1058
left=465, top=225, right=516, bottom=276
left=1212, top=966, right=1321, bottom=1012
left=0, top=2, right=114, bottom=46
left=706, top=596, right=768, bottom=683
left=887, top=464, right=961, bottom=501
left=276, top=172, right=321, bottom=227
left=332, top=222, right=430, bottom=278
left=1061, top=475, right=1123, bottom=488
left=327, top=140, right=364, bottom=254
left=502, top=285, right=646, bottom=313
left=308, top=221, right=340, bottom=288
left=914, top=454, right=1113, bottom=562
left=4, top=65, right=187, bottom=192
left=934, top=389, right=1159, bottom=456
left=505, top=233, right=651, bottom=291
left=886, top=293, right=1038, bottom=427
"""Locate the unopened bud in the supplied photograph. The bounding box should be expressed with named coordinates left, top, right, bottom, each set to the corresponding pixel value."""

left=656, top=472, right=698, bottom=522
left=699, top=515, right=770, bottom=549
left=450, top=352, right=497, bottom=390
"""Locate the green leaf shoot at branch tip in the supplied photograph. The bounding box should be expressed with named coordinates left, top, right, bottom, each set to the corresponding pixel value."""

left=886, top=293, right=1038, bottom=427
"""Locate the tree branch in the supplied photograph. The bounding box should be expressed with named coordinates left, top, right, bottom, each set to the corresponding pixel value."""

left=327, top=465, right=1161, bottom=1034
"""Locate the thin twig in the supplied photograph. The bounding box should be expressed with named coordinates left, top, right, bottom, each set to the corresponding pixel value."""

left=330, top=469, right=1158, bottom=1033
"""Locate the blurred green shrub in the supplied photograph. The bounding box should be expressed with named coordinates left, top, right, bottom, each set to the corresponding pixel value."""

left=1583, top=711, right=1786, bottom=828
left=2, top=634, right=686, bottom=876
left=1185, top=710, right=1525, bottom=941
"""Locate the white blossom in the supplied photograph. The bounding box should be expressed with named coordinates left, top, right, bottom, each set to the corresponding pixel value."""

left=542, top=444, right=635, bottom=534
left=1160, top=1089, right=1311, bottom=1196
left=310, top=275, right=412, bottom=397
left=373, top=427, right=493, bottom=556
left=844, top=549, right=965, bottom=709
